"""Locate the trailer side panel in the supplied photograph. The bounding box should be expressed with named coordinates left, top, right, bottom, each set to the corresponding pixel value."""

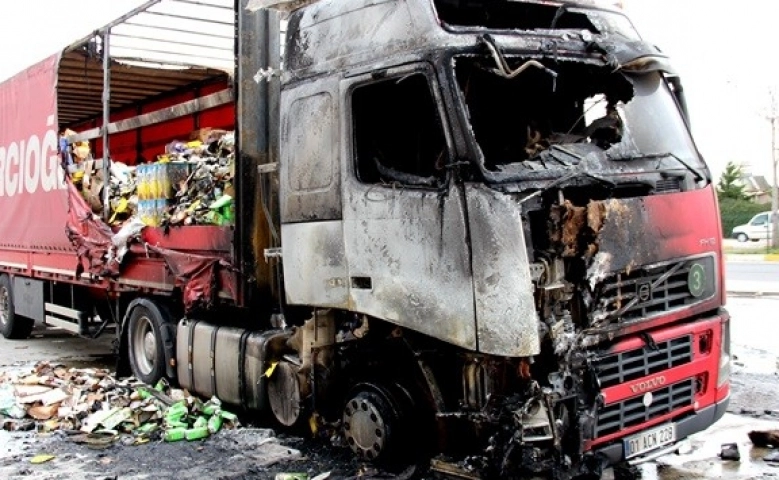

left=0, top=54, right=70, bottom=252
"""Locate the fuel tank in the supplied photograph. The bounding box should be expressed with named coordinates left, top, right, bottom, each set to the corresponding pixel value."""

left=176, top=319, right=289, bottom=410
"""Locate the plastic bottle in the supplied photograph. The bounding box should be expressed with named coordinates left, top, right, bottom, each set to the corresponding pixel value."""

left=136, top=165, right=147, bottom=200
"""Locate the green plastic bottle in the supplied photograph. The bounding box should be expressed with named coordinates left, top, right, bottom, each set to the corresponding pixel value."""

left=164, top=428, right=187, bottom=442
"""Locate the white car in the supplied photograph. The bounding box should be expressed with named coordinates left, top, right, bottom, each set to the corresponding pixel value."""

left=732, top=211, right=777, bottom=242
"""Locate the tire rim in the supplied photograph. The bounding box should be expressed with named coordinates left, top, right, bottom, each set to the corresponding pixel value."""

left=131, top=314, right=156, bottom=376
left=343, top=392, right=390, bottom=461
left=0, top=286, right=8, bottom=328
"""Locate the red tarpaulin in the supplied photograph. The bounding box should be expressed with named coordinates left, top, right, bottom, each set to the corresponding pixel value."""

left=0, top=54, right=71, bottom=251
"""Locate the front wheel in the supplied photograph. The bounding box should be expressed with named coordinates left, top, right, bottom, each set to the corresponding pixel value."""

left=0, top=275, right=33, bottom=340
left=342, top=383, right=416, bottom=465
left=127, top=303, right=170, bottom=385
left=736, top=233, right=748, bottom=242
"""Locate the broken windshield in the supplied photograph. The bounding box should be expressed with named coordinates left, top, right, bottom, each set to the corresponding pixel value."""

left=453, top=55, right=704, bottom=184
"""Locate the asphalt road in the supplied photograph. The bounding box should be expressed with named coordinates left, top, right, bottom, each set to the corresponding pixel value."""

left=725, top=260, right=779, bottom=294
left=726, top=261, right=779, bottom=283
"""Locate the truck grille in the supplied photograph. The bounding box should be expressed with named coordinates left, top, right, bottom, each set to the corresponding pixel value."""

left=594, top=257, right=714, bottom=324
left=595, top=379, right=695, bottom=437
left=654, top=178, right=682, bottom=194
left=594, top=335, right=693, bottom=389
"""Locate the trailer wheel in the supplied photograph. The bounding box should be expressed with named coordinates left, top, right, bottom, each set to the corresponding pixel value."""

left=127, top=303, right=169, bottom=385
left=0, top=275, right=33, bottom=340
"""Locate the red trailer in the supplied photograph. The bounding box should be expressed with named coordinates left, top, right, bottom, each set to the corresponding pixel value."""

left=0, top=0, right=276, bottom=385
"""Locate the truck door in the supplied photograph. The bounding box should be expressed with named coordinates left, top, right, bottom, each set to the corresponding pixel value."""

left=340, top=63, right=478, bottom=350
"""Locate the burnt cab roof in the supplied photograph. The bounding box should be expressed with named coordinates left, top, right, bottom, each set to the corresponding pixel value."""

left=284, top=0, right=636, bottom=80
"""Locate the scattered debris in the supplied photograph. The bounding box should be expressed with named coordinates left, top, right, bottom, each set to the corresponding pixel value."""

left=720, top=442, right=741, bottom=461
left=0, top=384, right=26, bottom=419
left=1, top=418, right=34, bottom=431
left=750, top=430, right=779, bottom=448
left=29, top=454, right=55, bottom=464
left=274, top=473, right=309, bottom=480
left=0, top=362, right=238, bottom=445
left=27, top=405, right=59, bottom=421
left=612, top=463, right=641, bottom=480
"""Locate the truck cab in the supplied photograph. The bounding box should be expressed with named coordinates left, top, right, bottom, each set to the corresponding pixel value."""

left=0, top=1, right=729, bottom=477
left=272, top=0, right=729, bottom=476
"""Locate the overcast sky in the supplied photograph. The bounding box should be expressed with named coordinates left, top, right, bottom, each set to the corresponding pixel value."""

left=2, top=0, right=777, bottom=184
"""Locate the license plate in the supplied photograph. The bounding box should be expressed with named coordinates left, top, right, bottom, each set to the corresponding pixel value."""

left=623, top=423, right=676, bottom=459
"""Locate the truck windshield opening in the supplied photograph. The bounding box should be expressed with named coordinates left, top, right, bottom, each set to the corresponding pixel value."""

left=453, top=56, right=702, bottom=182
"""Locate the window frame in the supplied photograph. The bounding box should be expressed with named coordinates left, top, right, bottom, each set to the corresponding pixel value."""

left=346, top=62, right=454, bottom=190
left=751, top=213, right=769, bottom=226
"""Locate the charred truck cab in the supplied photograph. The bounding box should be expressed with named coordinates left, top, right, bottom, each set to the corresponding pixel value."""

left=0, top=0, right=729, bottom=478
left=277, top=0, right=729, bottom=477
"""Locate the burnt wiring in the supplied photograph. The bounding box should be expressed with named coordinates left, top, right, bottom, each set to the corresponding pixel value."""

left=480, top=35, right=558, bottom=91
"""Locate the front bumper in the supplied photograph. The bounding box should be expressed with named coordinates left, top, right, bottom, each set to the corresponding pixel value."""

left=594, top=393, right=730, bottom=465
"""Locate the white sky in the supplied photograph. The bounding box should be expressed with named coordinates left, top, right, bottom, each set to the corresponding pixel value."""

left=2, top=0, right=777, bottom=184
left=625, top=0, right=779, bottom=184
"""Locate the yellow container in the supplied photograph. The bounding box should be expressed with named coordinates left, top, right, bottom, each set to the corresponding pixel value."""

left=136, top=165, right=149, bottom=200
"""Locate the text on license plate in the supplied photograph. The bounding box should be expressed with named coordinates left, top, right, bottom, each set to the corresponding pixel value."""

left=623, top=423, right=676, bottom=459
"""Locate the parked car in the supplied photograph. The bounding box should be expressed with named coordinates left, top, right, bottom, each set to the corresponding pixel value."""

left=732, top=211, right=777, bottom=242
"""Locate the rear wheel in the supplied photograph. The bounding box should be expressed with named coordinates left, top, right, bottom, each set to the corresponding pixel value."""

left=736, top=233, right=748, bottom=242
left=127, top=303, right=170, bottom=385
left=0, top=275, right=33, bottom=340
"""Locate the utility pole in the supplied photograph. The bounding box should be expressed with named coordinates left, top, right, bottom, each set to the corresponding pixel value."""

left=770, top=91, right=779, bottom=249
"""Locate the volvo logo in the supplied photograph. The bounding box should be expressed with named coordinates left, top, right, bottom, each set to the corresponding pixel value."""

left=630, top=375, right=666, bottom=394
left=637, top=282, right=652, bottom=302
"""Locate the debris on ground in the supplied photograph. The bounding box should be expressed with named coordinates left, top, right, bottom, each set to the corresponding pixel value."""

left=0, top=362, right=239, bottom=445
left=749, top=429, right=779, bottom=448
left=720, top=442, right=741, bottom=461
left=29, top=454, right=55, bottom=464
left=274, top=472, right=310, bottom=480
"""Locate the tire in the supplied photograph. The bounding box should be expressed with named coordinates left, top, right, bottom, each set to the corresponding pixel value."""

left=736, top=233, right=748, bottom=243
left=342, top=383, right=415, bottom=465
left=0, top=275, right=33, bottom=340
left=127, top=303, right=170, bottom=385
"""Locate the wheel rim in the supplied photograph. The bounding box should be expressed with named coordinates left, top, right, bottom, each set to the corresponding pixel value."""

left=131, top=314, right=156, bottom=376
left=0, top=286, right=9, bottom=328
left=343, top=391, right=391, bottom=461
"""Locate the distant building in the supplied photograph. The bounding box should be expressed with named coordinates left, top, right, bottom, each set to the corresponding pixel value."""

left=741, top=174, right=772, bottom=204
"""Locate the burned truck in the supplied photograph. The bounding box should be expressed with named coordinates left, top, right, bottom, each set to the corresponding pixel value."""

left=0, top=0, right=729, bottom=478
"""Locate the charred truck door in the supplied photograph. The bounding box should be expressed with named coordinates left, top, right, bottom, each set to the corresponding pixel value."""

left=337, top=61, right=540, bottom=357
left=339, top=63, right=480, bottom=350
